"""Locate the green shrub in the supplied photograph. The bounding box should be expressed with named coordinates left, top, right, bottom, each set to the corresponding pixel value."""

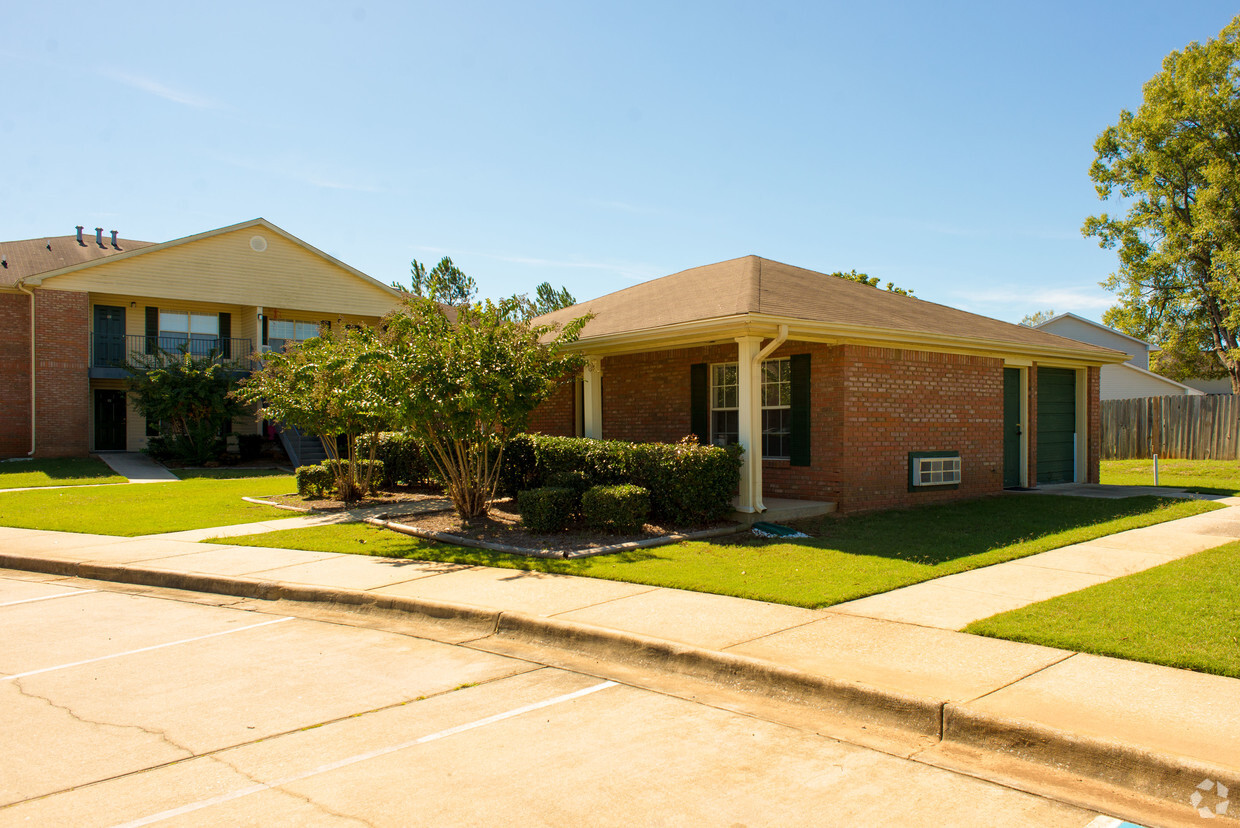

left=517, top=486, right=576, bottom=532
left=357, top=432, right=438, bottom=488
left=501, top=434, right=742, bottom=524
left=582, top=484, right=650, bottom=533
left=295, top=459, right=385, bottom=500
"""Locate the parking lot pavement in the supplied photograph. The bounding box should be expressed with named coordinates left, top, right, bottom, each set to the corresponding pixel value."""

left=0, top=572, right=1114, bottom=827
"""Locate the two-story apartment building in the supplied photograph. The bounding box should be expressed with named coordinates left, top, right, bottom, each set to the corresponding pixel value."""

left=0, top=218, right=405, bottom=458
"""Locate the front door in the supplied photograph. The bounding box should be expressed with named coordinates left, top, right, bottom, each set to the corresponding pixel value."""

left=1037, top=367, right=1077, bottom=484
left=1003, top=368, right=1022, bottom=488
left=93, top=305, right=126, bottom=367
left=94, top=390, right=127, bottom=451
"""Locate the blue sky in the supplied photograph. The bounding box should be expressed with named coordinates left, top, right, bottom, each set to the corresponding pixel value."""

left=4, top=1, right=1238, bottom=323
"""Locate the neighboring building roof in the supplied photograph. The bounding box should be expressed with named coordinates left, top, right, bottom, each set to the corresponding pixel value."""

left=537, top=255, right=1124, bottom=361
left=1034, top=312, right=1152, bottom=349
left=0, top=232, right=154, bottom=287
left=1104, top=362, right=1204, bottom=398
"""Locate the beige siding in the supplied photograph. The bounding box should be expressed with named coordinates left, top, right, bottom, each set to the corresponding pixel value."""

left=1101, top=363, right=1198, bottom=400
left=48, top=226, right=402, bottom=318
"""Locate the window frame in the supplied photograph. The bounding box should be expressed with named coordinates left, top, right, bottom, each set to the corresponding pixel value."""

left=709, top=357, right=792, bottom=460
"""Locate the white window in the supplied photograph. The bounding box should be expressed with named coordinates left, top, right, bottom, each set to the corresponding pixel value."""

left=911, top=454, right=961, bottom=487
left=268, top=319, right=323, bottom=349
left=710, top=363, right=739, bottom=447
left=158, top=311, right=219, bottom=356
left=710, top=358, right=791, bottom=459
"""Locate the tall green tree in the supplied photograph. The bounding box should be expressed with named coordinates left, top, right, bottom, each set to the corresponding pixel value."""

left=397, top=256, right=478, bottom=305
left=382, top=295, right=589, bottom=519
left=235, top=325, right=397, bottom=500
left=1084, top=15, right=1240, bottom=391
left=513, top=281, right=577, bottom=320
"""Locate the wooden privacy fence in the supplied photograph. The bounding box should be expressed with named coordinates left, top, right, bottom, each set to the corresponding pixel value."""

left=1102, top=395, right=1240, bottom=460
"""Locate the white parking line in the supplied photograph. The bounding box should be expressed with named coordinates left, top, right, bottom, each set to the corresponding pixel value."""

left=112, top=680, right=619, bottom=828
left=0, top=589, right=96, bottom=608
left=1, top=616, right=294, bottom=682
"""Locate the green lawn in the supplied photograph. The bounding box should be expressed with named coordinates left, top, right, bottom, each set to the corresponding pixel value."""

left=0, top=458, right=127, bottom=489
left=207, top=494, right=1219, bottom=608
left=966, top=541, right=1240, bottom=679
left=0, top=475, right=296, bottom=536
left=1101, top=458, right=1240, bottom=496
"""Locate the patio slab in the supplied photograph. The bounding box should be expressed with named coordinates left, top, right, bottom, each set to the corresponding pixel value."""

left=553, top=588, right=821, bottom=650
left=727, top=613, right=1072, bottom=702
left=372, top=567, right=657, bottom=618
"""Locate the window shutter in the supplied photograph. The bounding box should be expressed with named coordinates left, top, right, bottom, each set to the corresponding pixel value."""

left=690, top=363, right=709, bottom=446
left=145, top=306, right=158, bottom=355
left=789, top=353, right=811, bottom=466
left=260, top=315, right=268, bottom=346
left=218, top=312, right=231, bottom=358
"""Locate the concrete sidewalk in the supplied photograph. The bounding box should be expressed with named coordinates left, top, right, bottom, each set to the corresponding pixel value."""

left=1, top=509, right=1238, bottom=824
left=96, top=452, right=181, bottom=483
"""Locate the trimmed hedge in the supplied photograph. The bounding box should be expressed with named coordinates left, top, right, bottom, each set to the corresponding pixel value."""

left=501, top=434, right=742, bottom=524
left=582, top=484, right=650, bottom=534
left=295, top=459, right=385, bottom=499
left=356, top=432, right=439, bottom=488
left=517, top=486, right=576, bottom=532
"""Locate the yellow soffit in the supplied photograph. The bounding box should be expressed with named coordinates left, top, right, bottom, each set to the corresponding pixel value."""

left=559, top=313, right=1129, bottom=366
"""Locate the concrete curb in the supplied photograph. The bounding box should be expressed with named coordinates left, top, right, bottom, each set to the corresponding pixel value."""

left=2, top=551, right=1235, bottom=813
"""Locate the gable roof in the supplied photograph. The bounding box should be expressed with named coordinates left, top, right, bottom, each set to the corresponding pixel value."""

left=536, top=255, right=1124, bottom=362
left=1034, top=312, right=1152, bottom=349
left=4, top=218, right=403, bottom=302
left=0, top=233, right=154, bottom=287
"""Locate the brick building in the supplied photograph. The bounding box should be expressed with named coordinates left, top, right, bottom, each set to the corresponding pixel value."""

left=529, top=256, right=1126, bottom=514
left=0, top=219, right=403, bottom=458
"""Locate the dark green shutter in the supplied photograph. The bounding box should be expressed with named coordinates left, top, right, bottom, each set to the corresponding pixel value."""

left=260, top=315, right=268, bottom=346
left=690, top=363, right=709, bottom=446
left=789, top=353, right=811, bottom=466
left=218, top=312, right=231, bottom=358
left=144, top=306, right=158, bottom=355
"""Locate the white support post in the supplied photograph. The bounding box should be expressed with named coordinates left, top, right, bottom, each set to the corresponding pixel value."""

left=583, top=357, right=603, bottom=440
left=735, top=336, right=765, bottom=513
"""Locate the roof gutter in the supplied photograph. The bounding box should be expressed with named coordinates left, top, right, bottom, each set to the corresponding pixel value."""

left=16, top=281, right=35, bottom=456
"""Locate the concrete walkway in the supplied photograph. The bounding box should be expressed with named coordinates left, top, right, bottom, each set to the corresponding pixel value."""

left=0, top=498, right=1237, bottom=822
left=97, top=451, right=181, bottom=483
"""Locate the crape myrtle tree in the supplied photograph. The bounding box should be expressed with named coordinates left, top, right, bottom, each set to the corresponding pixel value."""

left=383, top=295, right=589, bottom=520
left=235, top=325, right=397, bottom=501
left=1084, top=15, right=1240, bottom=391
left=125, top=350, right=243, bottom=465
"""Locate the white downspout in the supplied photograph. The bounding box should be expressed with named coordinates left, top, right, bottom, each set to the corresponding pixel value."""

left=17, top=282, right=36, bottom=456
left=753, top=324, right=789, bottom=367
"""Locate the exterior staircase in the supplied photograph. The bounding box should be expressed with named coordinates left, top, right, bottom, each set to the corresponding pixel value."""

left=276, top=422, right=329, bottom=469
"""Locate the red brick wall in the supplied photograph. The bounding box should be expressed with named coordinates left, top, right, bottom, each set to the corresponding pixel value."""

left=1087, top=366, right=1101, bottom=484
left=527, top=378, right=577, bottom=437
left=0, top=292, right=33, bottom=458
left=34, top=290, right=89, bottom=457
left=601, top=343, right=739, bottom=443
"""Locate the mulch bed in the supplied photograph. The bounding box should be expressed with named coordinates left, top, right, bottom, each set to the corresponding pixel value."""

left=269, top=487, right=448, bottom=513
left=386, top=498, right=738, bottom=553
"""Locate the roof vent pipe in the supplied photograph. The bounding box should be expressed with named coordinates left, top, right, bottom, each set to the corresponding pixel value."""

left=110, top=230, right=118, bottom=248
left=76, top=225, right=84, bottom=245
left=95, top=227, right=104, bottom=247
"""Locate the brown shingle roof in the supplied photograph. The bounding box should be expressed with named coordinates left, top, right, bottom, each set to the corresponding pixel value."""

left=536, top=255, right=1119, bottom=357
left=0, top=233, right=154, bottom=288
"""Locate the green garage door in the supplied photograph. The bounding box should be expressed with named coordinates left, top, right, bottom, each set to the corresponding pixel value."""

left=1037, top=368, right=1076, bottom=484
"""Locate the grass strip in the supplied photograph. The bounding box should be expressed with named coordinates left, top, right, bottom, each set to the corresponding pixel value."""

left=1101, top=458, right=1240, bottom=496
left=0, top=458, right=127, bottom=489
left=0, top=475, right=296, bottom=536
left=206, top=494, right=1219, bottom=608
left=966, top=541, right=1240, bottom=679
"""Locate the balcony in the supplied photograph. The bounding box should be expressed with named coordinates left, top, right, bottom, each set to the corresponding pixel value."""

left=89, top=334, right=256, bottom=378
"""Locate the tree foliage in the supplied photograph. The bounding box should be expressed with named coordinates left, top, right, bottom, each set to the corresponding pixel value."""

left=829, top=269, right=913, bottom=296
left=235, top=326, right=397, bottom=501
left=394, top=256, right=478, bottom=306
left=125, top=350, right=243, bottom=465
left=514, top=281, right=577, bottom=319
left=1020, top=309, right=1056, bottom=327
left=1084, top=16, right=1240, bottom=390
left=382, top=295, right=589, bottom=519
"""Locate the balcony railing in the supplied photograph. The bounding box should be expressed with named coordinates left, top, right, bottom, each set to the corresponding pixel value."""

left=90, top=334, right=256, bottom=374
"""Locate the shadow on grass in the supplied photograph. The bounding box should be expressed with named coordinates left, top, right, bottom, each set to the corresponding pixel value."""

left=174, top=468, right=291, bottom=480
left=701, top=494, right=1199, bottom=565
